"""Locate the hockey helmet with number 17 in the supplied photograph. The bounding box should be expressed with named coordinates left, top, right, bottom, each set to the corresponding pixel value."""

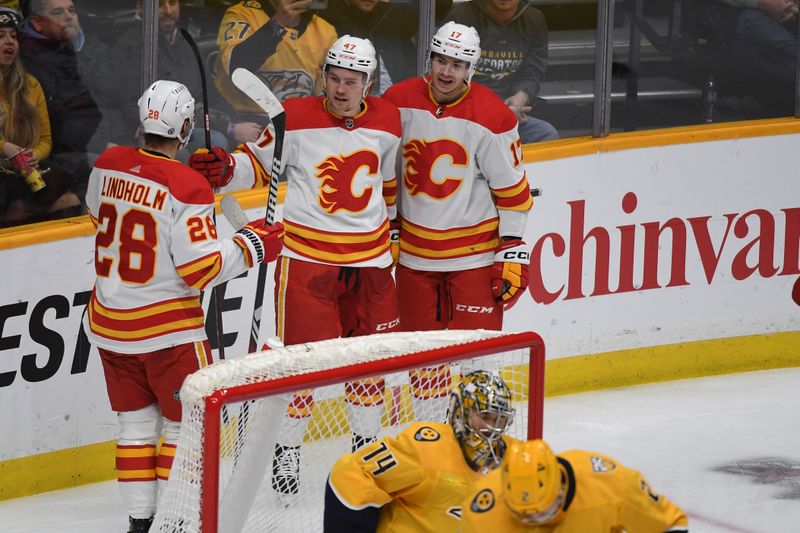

left=325, top=35, right=377, bottom=98
left=429, top=21, right=481, bottom=83
left=138, top=80, right=195, bottom=148
left=449, top=370, right=515, bottom=471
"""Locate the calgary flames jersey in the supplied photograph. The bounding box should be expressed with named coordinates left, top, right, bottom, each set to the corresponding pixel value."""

left=382, top=77, right=533, bottom=272
left=85, top=147, right=256, bottom=354
left=328, top=422, right=515, bottom=533
left=215, top=1, right=337, bottom=112
left=461, top=450, right=689, bottom=533
left=225, top=95, right=400, bottom=267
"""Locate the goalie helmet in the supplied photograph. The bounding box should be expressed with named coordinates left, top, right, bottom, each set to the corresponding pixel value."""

left=502, top=440, right=567, bottom=525
left=325, top=35, right=377, bottom=98
left=138, top=80, right=195, bottom=147
left=429, top=21, right=481, bottom=83
left=448, top=370, right=514, bottom=471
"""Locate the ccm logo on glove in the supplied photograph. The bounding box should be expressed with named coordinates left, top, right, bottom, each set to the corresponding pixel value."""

left=491, top=239, right=530, bottom=310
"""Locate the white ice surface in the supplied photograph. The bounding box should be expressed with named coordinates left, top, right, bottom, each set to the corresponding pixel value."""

left=1, top=367, right=798, bottom=533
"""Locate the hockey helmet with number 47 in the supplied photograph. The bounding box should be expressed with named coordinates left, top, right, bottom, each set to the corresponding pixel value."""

left=325, top=35, right=377, bottom=98
left=138, top=80, right=195, bottom=148
left=449, top=370, right=515, bottom=471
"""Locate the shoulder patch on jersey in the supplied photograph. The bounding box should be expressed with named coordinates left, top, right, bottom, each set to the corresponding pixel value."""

left=470, top=488, right=495, bottom=513
left=414, top=426, right=440, bottom=442
left=243, top=1, right=261, bottom=8
left=590, top=456, right=617, bottom=473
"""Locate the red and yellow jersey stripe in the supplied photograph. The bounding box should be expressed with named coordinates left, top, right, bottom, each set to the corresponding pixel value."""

left=88, top=291, right=205, bottom=344
left=399, top=217, right=501, bottom=261
left=283, top=218, right=391, bottom=265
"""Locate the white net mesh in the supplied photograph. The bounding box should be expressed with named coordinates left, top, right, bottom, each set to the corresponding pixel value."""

left=153, top=329, right=543, bottom=533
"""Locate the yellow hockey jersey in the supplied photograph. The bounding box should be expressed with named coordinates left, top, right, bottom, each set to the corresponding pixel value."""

left=461, top=450, right=689, bottom=533
left=382, top=77, right=533, bottom=272
left=85, top=147, right=257, bottom=353
left=328, top=421, right=516, bottom=533
left=215, top=1, right=337, bottom=112
left=223, top=95, right=400, bottom=267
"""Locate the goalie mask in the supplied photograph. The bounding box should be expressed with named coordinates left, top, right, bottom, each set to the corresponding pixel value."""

left=502, top=440, right=567, bottom=525
left=428, top=21, right=481, bottom=83
left=138, top=80, right=195, bottom=148
left=325, top=35, right=377, bottom=99
left=448, top=370, right=514, bottom=471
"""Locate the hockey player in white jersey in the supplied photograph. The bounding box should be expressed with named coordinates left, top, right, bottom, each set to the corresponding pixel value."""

left=189, top=36, right=402, bottom=502
left=382, top=22, right=534, bottom=415
left=85, top=80, right=284, bottom=533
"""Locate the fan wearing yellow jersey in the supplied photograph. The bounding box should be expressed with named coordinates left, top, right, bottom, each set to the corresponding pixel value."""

left=324, top=371, right=518, bottom=532
left=461, top=440, right=689, bottom=533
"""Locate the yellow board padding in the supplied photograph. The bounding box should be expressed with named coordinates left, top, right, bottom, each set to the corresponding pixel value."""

left=2, top=330, right=799, bottom=501
left=544, top=330, right=800, bottom=397
left=0, top=440, right=116, bottom=500
left=0, top=184, right=288, bottom=251
left=523, top=117, right=800, bottom=163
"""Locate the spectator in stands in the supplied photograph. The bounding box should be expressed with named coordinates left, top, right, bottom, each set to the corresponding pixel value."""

left=695, top=0, right=797, bottom=114
left=447, top=0, right=558, bottom=144
left=20, top=0, right=103, bottom=202
left=214, top=0, right=337, bottom=115
left=113, top=0, right=263, bottom=152
left=0, top=7, right=80, bottom=226
left=318, top=0, right=453, bottom=93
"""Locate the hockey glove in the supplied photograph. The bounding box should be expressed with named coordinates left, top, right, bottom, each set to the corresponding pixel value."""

left=491, top=238, right=530, bottom=310
left=389, top=220, right=400, bottom=267
left=234, top=220, right=284, bottom=266
left=189, top=146, right=235, bottom=189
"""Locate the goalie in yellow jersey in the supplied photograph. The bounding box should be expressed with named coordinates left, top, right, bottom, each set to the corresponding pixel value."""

left=324, top=370, right=518, bottom=532
left=461, top=439, right=689, bottom=533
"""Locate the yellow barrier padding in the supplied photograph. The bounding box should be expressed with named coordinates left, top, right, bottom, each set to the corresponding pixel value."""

left=523, top=117, right=800, bottom=163
left=0, top=184, right=287, bottom=251
left=0, top=440, right=115, bottom=500
left=545, top=331, right=800, bottom=397
left=3, top=331, right=797, bottom=501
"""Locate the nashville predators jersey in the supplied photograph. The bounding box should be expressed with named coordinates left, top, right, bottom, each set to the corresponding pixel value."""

left=461, top=450, right=689, bottom=533
left=215, top=1, right=337, bottom=112
left=328, top=421, right=516, bottom=533
left=85, top=147, right=256, bottom=354
left=382, top=77, right=533, bottom=272
left=224, top=95, right=400, bottom=267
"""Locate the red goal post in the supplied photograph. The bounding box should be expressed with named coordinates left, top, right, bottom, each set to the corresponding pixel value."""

left=153, top=329, right=545, bottom=533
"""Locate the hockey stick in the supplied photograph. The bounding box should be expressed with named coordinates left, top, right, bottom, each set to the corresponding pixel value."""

left=231, top=67, right=286, bottom=353
left=180, top=28, right=228, bottom=359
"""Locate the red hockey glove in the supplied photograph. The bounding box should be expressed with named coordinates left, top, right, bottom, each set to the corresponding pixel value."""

left=491, top=238, right=530, bottom=310
left=189, top=146, right=235, bottom=189
left=234, top=220, right=284, bottom=266
left=389, top=219, right=400, bottom=267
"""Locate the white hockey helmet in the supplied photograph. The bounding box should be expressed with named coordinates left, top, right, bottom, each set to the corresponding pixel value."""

left=138, top=80, right=195, bottom=147
left=325, top=35, right=377, bottom=97
left=429, top=21, right=481, bottom=83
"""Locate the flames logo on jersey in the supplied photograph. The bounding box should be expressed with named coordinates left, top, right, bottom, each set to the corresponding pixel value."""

left=315, top=150, right=378, bottom=213
left=402, top=138, right=467, bottom=199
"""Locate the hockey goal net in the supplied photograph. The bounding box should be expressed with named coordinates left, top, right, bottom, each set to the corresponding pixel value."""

left=153, top=329, right=545, bottom=533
